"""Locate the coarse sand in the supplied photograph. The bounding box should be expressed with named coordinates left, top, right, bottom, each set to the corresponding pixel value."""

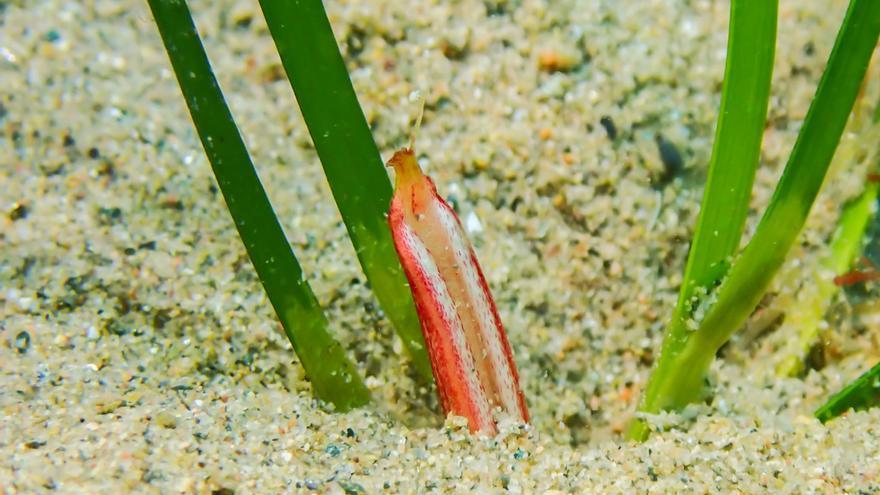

left=2, top=0, right=880, bottom=492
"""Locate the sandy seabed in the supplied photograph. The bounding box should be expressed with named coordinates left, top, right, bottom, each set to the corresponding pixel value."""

left=2, top=0, right=880, bottom=492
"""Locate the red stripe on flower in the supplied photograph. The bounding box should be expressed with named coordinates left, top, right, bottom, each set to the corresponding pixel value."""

left=388, top=148, right=528, bottom=434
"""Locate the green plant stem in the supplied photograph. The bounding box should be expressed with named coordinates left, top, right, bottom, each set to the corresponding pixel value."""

left=631, top=0, right=880, bottom=440
left=816, top=361, right=880, bottom=422
left=257, top=0, right=432, bottom=381
left=677, top=1, right=778, bottom=304
left=148, top=0, right=370, bottom=410
left=629, top=0, right=778, bottom=439
left=680, top=0, right=879, bottom=359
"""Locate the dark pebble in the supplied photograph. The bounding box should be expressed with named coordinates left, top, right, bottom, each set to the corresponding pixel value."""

left=345, top=427, right=356, bottom=438
left=152, top=309, right=172, bottom=330
left=124, top=247, right=136, bottom=256
left=97, top=207, right=123, bottom=224
left=233, top=14, right=253, bottom=29
left=8, top=202, right=29, bottom=221
left=25, top=440, right=46, bottom=449
left=161, top=199, right=184, bottom=211
left=599, top=116, right=617, bottom=140
left=15, top=331, right=31, bottom=353
left=804, top=41, right=815, bottom=55
left=654, top=134, right=684, bottom=186
left=87, top=147, right=100, bottom=159
left=345, top=26, right=367, bottom=58
left=138, top=240, right=157, bottom=251
left=510, top=197, right=523, bottom=211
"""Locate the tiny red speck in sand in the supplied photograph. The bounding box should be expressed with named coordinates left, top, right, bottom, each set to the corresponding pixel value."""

left=833, top=269, right=880, bottom=286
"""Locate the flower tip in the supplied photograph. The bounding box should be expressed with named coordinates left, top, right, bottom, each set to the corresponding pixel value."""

left=387, top=147, right=415, bottom=169
left=388, top=147, right=423, bottom=188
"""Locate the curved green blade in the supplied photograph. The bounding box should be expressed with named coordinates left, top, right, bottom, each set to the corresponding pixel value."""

left=630, top=0, right=778, bottom=440
left=148, top=0, right=370, bottom=410
left=257, top=0, right=432, bottom=381
left=816, top=361, right=880, bottom=423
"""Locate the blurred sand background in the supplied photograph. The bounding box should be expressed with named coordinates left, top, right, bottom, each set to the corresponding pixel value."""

left=2, top=0, right=879, bottom=492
